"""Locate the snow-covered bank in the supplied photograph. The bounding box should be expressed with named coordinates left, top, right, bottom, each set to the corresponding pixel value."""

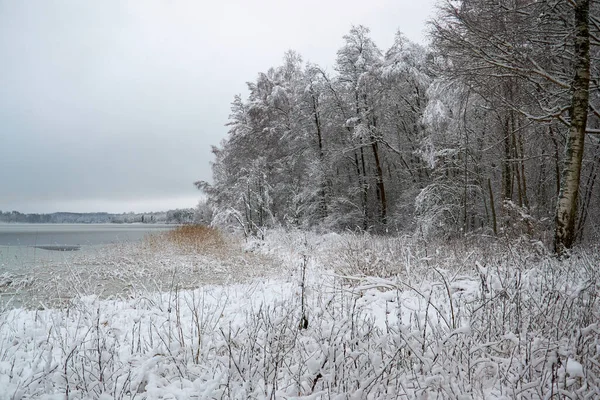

left=0, top=231, right=278, bottom=310
left=1, top=231, right=599, bottom=398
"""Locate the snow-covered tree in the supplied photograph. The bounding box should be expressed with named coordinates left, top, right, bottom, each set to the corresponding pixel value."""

left=430, top=0, right=600, bottom=250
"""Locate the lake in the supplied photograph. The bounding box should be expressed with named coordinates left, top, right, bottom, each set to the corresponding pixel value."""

left=0, top=223, right=174, bottom=277
left=0, top=223, right=177, bottom=308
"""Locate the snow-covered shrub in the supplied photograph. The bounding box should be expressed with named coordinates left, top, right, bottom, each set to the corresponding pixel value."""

left=500, top=200, right=537, bottom=238
left=415, top=182, right=463, bottom=238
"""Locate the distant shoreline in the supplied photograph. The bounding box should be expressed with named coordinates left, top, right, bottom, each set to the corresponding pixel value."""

left=0, top=209, right=195, bottom=224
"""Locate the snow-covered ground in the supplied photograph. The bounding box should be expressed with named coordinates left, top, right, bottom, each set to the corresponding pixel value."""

left=0, top=235, right=278, bottom=310
left=0, top=230, right=599, bottom=399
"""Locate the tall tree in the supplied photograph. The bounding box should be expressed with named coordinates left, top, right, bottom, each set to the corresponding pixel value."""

left=555, top=0, right=592, bottom=254
left=335, top=25, right=388, bottom=228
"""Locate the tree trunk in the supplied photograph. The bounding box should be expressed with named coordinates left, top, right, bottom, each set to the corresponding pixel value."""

left=549, top=127, right=561, bottom=197
left=510, top=111, right=523, bottom=207
left=370, top=115, right=387, bottom=225
left=488, top=178, right=498, bottom=235
left=502, top=117, right=513, bottom=201
left=554, top=0, right=591, bottom=255
left=517, top=125, right=529, bottom=209
left=311, top=89, right=328, bottom=219
left=371, top=140, right=387, bottom=225
left=354, top=151, right=368, bottom=231
left=359, top=146, right=369, bottom=230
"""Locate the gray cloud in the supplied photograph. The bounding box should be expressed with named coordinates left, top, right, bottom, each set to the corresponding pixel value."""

left=0, top=0, right=435, bottom=213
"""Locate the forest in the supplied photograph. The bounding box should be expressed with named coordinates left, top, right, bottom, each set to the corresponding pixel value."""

left=197, top=0, right=600, bottom=255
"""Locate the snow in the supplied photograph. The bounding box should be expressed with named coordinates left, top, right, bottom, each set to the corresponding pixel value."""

left=0, top=230, right=599, bottom=398
left=566, top=359, right=585, bottom=378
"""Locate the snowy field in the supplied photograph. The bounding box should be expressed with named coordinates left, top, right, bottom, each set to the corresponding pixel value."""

left=0, top=230, right=599, bottom=399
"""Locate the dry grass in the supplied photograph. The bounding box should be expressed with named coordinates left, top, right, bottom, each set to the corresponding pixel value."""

left=166, top=225, right=225, bottom=252
left=145, top=225, right=228, bottom=256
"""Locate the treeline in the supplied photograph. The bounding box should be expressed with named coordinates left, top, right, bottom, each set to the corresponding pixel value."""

left=0, top=209, right=195, bottom=224
left=198, top=1, right=599, bottom=252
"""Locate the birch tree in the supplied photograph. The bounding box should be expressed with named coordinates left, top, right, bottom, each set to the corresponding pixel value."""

left=555, top=0, right=592, bottom=254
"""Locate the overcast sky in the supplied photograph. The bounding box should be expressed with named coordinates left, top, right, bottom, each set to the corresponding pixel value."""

left=0, top=0, right=436, bottom=214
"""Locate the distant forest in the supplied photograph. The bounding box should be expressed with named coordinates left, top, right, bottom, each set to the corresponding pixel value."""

left=0, top=209, right=195, bottom=224
left=197, top=1, right=600, bottom=255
